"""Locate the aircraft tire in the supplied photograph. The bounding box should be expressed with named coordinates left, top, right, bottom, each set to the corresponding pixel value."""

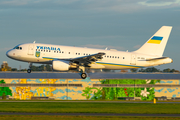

left=27, top=69, right=31, bottom=73
left=81, top=73, right=87, bottom=79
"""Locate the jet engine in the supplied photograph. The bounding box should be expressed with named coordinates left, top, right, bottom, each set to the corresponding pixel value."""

left=52, top=60, right=70, bottom=71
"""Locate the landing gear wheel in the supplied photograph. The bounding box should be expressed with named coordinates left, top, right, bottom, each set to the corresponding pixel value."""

left=27, top=69, right=31, bottom=73
left=81, top=73, right=87, bottom=79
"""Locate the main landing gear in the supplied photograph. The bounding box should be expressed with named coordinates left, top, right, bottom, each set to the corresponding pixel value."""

left=81, top=73, right=87, bottom=79
left=27, top=63, right=32, bottom=73
left=79, top=66, right=87, bottom=79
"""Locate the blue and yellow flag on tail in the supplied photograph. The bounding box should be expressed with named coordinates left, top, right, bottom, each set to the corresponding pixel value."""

left=147, top=36, right=163, bottom=44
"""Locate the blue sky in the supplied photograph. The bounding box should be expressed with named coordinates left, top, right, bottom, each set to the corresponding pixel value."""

left=0, top=0, right=180, bottom=70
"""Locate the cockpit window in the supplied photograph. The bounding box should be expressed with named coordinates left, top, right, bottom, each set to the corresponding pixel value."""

left=13, top=46, right=19, bottom=49
left=13, top=45, right=22, bottom=50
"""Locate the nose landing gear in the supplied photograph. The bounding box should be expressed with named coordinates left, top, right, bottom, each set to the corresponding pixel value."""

left=27, top=63, right=32, bottom=73
left=27, top=69, right=31, bottom=73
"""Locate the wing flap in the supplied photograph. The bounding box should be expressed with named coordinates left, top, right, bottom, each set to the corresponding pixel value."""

left=54, top=52, right=105, bottom=66
left=70, top=52, right=105, bottom=65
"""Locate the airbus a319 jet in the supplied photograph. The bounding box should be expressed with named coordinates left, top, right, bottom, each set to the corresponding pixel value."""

left=6, top=26, right=173, bottom=79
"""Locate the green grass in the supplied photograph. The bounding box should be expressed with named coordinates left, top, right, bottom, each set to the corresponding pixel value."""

left=0, top=101, right=180, bottom=114
left=0, top=116, right=180, bottom=120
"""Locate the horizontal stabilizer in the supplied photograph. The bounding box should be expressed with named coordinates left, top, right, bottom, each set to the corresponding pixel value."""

left=145, top=57, right=168, bottom=61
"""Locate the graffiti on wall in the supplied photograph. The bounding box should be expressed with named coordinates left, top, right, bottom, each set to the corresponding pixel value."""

left=0, top=80, right=12, bottom=98
left=1, top=78, right=180, bottom=100
left=81, top=79, right=160, bottom=100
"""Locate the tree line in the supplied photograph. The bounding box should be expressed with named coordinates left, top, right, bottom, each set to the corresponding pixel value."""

left=130, top=67, right=179, bottom=73
left=0, top=63, right=52, bottom=72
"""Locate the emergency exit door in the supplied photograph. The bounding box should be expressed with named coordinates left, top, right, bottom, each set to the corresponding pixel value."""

left=130, top=54, right=136, bottom=65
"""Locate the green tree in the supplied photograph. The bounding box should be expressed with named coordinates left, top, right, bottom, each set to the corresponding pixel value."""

left=163, top=68, right=179, bottom=73
left=139, top=67, right=161, bottom=72
left=130, top=68, right=138, bottom=72
left=11, top=68, right=18, bottom=71
left=46, top=64, right=52, bottom=71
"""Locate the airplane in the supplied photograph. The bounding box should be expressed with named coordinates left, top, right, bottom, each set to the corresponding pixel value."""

left=6, top=26, right=173, bottom=79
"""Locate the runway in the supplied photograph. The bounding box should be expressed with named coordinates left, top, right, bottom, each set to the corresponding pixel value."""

left=0, top=112, right=180, bottom=117
left=1, top=72, right=180, bottom=79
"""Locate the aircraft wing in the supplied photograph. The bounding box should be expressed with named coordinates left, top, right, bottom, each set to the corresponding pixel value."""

left=43, top=52, right=105, bottom=66
left=69, top=52, right=105, bottom=66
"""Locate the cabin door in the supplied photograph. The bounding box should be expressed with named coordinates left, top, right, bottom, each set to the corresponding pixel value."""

left=130, top=54, right=136, bottom=65
left=28, top=45, right=34, bottom=55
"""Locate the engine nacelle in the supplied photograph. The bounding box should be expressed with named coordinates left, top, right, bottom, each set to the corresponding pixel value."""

left=52, top=60, right=70, bottom=71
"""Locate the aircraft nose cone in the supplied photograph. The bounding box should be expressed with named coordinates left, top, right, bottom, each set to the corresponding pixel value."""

left=6, top=51, right=10, bottom=57
left=6, top=50, right=13, bottom=58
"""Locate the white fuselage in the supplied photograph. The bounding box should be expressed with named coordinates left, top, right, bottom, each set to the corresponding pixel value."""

left=6, top=43, right=173, bottom=70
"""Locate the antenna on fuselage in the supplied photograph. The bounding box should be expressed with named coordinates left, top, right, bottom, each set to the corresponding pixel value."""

left=33, top=41, right=36, bottom=43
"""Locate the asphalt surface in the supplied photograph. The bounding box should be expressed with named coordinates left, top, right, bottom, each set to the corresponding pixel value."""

left=1, top=72, right=180, bottom=79
left=0, top=112, right=180, bottom=117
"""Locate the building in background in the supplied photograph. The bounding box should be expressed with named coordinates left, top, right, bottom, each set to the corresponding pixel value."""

left=1, top=61, right=11, bottom=71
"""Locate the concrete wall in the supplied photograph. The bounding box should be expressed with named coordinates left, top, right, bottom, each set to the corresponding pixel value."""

left=0, top=78, right=180, bottom=100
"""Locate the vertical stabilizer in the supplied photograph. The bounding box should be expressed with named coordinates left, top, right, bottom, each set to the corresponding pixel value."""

left=135, top=26, right=172, bottom=56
